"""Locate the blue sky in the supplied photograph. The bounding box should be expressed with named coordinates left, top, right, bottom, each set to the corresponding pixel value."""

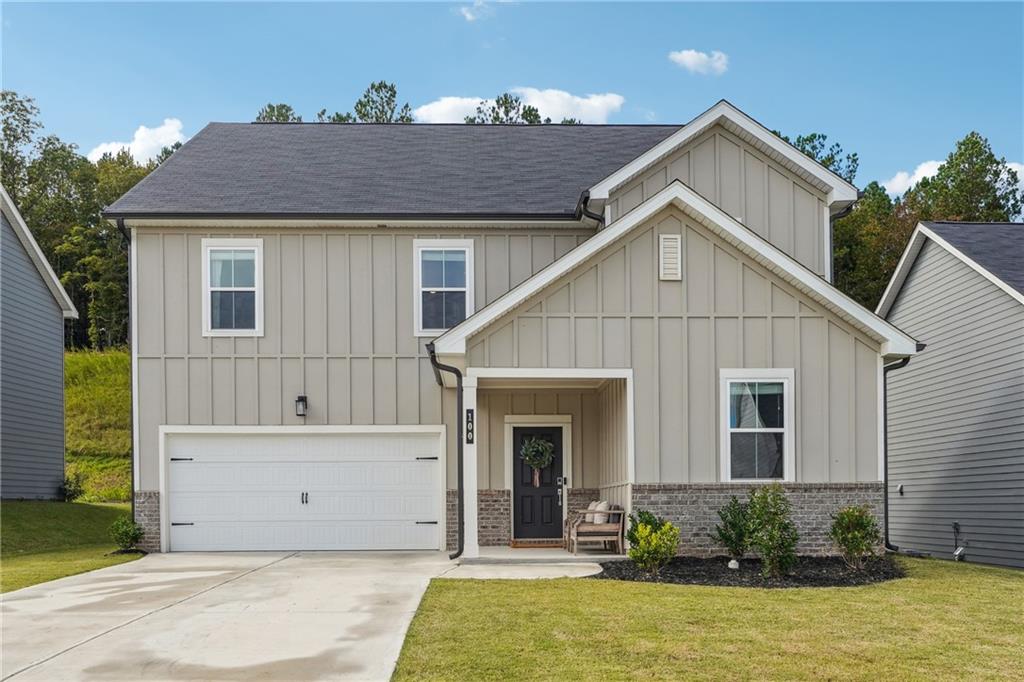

left=3, top=1, right=1022, bottom=192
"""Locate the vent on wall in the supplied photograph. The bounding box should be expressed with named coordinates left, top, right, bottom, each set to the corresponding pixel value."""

left=659, top=234, right=682, bottom=281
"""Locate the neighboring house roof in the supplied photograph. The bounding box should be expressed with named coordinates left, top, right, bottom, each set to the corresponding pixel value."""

left=587, top=100, right=860, bottom=208
left=434, top=180, right=918, bottom=358
left=876, top=221, right=1024, bottom=317
left=0, top=185, right=78, bottom=319
left=104, top=123, right=680, bottom=220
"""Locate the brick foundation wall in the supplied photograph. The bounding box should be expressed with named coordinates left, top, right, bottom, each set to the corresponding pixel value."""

left=631, top=483, right=883, bottom=557
left=134, top=490, right=161, bottom=552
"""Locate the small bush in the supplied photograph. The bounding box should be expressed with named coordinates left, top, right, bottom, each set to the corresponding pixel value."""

left=829, top=505, right=882, bottom=570
left=60, top=471, right=85, bottom=501
left=109, top=515, right=143, bottom=551
left=713, top=496, right=749, bottom=560
left=628, top=520, right=680, bottom=575
left=626, top=509, right=666, bottom=546
left=747, top=484, right=799, bottom=577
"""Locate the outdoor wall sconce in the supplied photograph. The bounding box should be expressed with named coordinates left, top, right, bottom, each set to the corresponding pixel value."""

left=295, top=395, right=308, bottom=418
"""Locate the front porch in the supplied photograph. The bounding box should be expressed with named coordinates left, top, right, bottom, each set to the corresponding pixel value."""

left=457, top=368, right=635, bottom=559
left=460, top=546, right=627, bottom=565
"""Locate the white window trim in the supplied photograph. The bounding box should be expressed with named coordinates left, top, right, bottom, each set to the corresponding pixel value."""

left=413, top=239, right=475, bottom=337
left=719, top=368, right=795, bottom=483
left=201, top=238, right=264, bottom=337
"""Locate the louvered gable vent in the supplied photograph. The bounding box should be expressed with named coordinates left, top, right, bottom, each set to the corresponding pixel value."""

left=659, top=234, right=682, bottom=280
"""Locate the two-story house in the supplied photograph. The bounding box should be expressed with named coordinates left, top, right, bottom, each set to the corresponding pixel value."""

left=104, top=101, right=917, bottom=556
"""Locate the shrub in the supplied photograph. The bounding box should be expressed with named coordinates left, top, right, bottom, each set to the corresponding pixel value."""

left=747, top=484, right=799, bottom=577
left=60, top=471, right=85, bottom=501
left=109, top=515, right=143, bottom=551
left=829, top=505, right=882, bottom=570
left=713, top=496, right=749, bottom=560
left=628, top=520, right=680, bottom=575
left=626, top=509, right=666, bottom=546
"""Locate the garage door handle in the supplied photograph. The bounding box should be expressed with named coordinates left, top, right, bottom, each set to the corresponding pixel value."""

left=416, top=456, right=438, bottom=461
left=415, top=521, right=438, bottom=525
left=170, top=457, right=193, bottom=461
left=171, top=522, right=194, bottom=526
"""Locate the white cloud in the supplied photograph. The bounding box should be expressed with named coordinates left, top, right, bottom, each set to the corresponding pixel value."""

left=458, top=0, right=489, bottom=22
left=882, top=160, right=942, bottom=196
left=668, top=49, right=729, bottom=76
left=87, top=118, right=186, bottom=163
left=511, top=87, right=624, bottom=124
left=413, top=96, right=482, bottom=123
left=414, top=88, right=625, bottom=124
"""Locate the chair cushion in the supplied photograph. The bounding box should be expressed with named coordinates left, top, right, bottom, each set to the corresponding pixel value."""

left=593, top=500, right=610, bottom=524
left=577, top=523, right=620, bottom=536
left=584, top=500, right=599, bottom=523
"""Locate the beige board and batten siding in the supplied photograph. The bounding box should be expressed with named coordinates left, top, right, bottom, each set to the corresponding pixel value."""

left=607, top=124, right=829, bottom=277
left=886, top=240, right=1024, bottom=568
left=466, top=206, right=882, bottom=485
left=133, top=226, right=594, bottom=490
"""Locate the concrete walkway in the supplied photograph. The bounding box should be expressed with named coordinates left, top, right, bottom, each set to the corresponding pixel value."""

left=1, top=551, right=452, bottom=681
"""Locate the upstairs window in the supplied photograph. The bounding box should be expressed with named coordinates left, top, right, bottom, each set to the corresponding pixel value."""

left=414, top=239, right=474, bottom=336
left=719, top=369, right=794, bottom=482
left=202, top=239, right=263, bottom=337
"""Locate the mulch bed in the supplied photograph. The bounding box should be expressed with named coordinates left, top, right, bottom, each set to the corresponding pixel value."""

left=593, top=555, right=905, bottom=588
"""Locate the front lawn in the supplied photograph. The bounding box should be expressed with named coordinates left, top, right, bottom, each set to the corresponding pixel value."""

left=0, top=501, right=140, bottom=592
left=395, top=558, right=1022, bottom=680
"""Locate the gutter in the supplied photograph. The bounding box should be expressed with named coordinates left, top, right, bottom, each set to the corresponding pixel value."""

left=574, top=191, right=605, bottom=226
left=426, top=342, right=464, bottom=560
left=828, top=191, right=861, bottom=281
left=881, top=342, right=926, bottom=552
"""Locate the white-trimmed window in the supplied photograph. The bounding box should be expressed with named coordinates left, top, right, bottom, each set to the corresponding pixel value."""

left=201, top=238, right=263, bottom=337
left=413, top=239, right=474, bottom=336
left=719, top=369, right=794, bottom=482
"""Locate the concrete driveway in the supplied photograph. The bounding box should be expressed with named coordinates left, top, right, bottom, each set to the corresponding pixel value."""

left=1, top=551, right=452, bottom=681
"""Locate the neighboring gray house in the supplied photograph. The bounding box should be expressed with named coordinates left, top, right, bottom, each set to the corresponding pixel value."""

left=877, top=221, right=1024, bottom=568
left=104, top=100, right=918, bottom=555
left=1, top=185, right=79, bottom=499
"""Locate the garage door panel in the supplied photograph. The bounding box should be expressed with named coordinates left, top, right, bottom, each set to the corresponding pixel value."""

left=165, top=431, right=442, bottom=551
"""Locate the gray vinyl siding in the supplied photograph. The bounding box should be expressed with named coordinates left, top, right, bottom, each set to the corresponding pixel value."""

left=886, top=240, right=1024, bottom=568
left=467, top=205, right=882, bottom=485
left=607, top=124, right=829, bottom=277
left=1, top=214, right=65, bottom=499
left=133, top=226, right=595, bottom=490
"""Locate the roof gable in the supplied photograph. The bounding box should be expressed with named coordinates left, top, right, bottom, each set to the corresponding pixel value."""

left=434, top=181, right=916, bottom=358
left=587, top=100, right=859, bottom=208
left=877, top=221, right=1024, bottom=317
left=0, top=185, right=78, bottom=319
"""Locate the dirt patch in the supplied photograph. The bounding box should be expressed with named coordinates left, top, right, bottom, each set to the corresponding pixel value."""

left=593, top=555, right=905, bottom=588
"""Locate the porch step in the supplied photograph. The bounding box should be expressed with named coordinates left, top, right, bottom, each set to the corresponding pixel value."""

left=460, top=550, right=626, bottom=565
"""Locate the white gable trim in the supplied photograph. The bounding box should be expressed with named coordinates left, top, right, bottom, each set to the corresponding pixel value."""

left=433, top=181, right=917, bottom=358
left=588, top=100, right=859, bottom=207
left=876, top=223, right=1024, bottom=317
left=0, top=184, right=78, bottom=318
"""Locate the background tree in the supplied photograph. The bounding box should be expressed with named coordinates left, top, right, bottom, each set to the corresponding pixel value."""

left=255, top=103, right=302, bottom=122
left=465, top=93, right=543, bottom=124
left=1, top=91, right=43, bottom=203
left=775, top=130, right=859, bottom=183
left=902, top=132, right=1022, bottom=222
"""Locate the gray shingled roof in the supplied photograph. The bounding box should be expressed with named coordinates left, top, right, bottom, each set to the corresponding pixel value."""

left=105, top=123, right=681, bottom=219
left=924, top=221, right=1024, bottom=296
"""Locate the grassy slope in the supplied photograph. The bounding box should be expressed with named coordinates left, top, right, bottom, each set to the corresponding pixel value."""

left=395, top=558, right=1024, bottom=681
left=65, top=349, right=131, bottom=502
left=0, top=501, right=139, bottom=592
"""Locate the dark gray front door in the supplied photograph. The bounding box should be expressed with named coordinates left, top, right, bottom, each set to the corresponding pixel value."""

left=512, top=426, right=563, bottom=539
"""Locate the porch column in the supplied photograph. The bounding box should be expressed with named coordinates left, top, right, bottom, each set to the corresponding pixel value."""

left=462, top=376, right=479, bottom=558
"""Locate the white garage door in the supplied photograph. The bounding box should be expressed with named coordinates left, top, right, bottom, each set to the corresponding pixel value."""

left=165, top=430, right=443, bottom=551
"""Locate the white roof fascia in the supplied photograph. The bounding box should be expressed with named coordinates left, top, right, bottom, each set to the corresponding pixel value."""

left=434, top=181, right=916, bottom=357
left=876, top=223, right=1024, bottom=318
left=0, top=184, right=78, bottom=318
left=588, top=100, right=859, bottom=207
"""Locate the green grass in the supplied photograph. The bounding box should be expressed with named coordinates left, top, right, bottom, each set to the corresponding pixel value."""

left=0, top=501, right=140, bottom=592
left=65, top=349, right=131, bottom=502
left=395, top=558, right=1023, bottom=681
